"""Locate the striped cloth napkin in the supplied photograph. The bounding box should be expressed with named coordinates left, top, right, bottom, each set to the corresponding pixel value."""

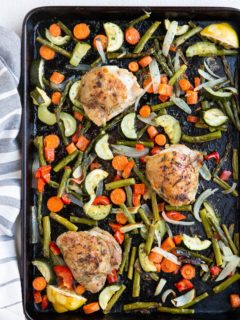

left=0, top=26, right=24, bottom=320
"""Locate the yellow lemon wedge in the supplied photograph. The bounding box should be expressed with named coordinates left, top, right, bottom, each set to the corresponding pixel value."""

left=200, top=23, right=239, bottom=49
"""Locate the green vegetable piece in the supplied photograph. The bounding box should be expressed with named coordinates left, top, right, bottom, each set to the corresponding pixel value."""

left=70, top=42, right=91, bottom=66
left=186, top=41, right=238, bottom=57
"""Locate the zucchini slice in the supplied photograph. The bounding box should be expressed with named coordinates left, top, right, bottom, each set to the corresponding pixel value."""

left=85, top=169, right=109, bottom=196
left=204, top=87, right=233, bottom=100
left=30, top=87, right=51, bottom=107
left=183, top=234, right=211, bottom=251
left=45, top=29, right=71, bottom=46
left=121, top=113, right=137, bottom=139
left=70, top=42, right=91, bottom=66
left=59, top=112, right=77, bottom=137
left=99, top=285, right=121, bottom=310
left=155, top=114, right=181, bottom=144
left=30, top=59, right=45, bottom=89
left=83, top=203, right=112, bottom=220
left=203, top=108, right=228, bottom=127
left=69, top=80, right=82, bottom=108
left=139, top=243, right=157, bottom=272
left=32, top=259, right=54, bottom=283
left=38, top=105, right=57, bottom=126
left=95, top=134, right=113, bottom=160
left=104, top=22, right=124, bottom=52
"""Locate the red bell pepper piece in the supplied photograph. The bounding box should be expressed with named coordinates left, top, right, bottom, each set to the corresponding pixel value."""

left=53, top=265, right=73, bottom=290
left=210, top=265, right=221, bottom=277
left=133, top=183, right=145, bottom=195
left=114, top=231, right=124, bottom=244
left=175, top=279, right=193, bottom=292
left=44, top=147, right=55, bottom=163
left=204, top=151, right=220, bottom=164
left=35, top=165, right=51, bottom=183
left=107, top=269, right=118, bottom=284
left=49, top=241, right=61, bottom=256
left=219, top=170, right=232, bottom=181
left=33, top=291, right=42, bottom=304
left=93, top=195, right=110, bottom=206
left=41, top=295, right=49, bottom=310
left=61, top=194, right=72, bottom=205
left=135, top=143, right=145, bottom=151
left=109, top=223, right=122, bottom=233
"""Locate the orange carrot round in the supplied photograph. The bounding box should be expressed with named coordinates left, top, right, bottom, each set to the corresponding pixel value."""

left=125, top=27, right=140, bottom=45
left=47, top=196, right=64, bottom=213
left=39, top=46, right=55, bottom=60
left=128, top=61, right=139, bottom=73
left=49, top=23, right=61, bottom=37
left=116, top=211, right=128, bottom=225
left=155, top=134, right=167, bottom=146
left=138, top=55, right=152, bottom=68
left=180, top=264, right=196, bottom=280
left=139, top=105, right=151, bottom=118
left=110, top=188, right=126, bottom=205
left=161, top=258, right=178, bottom=273
left=73, top=23, right=90, bottom=40
left=230, top=294, right=240, bottom=308
left=143, top=76, right=153, bottom=93
left=51, top=91, right=62, bottom=105
left=32, top=277, right=47, bottom=291
left=44, top=134, right=60, bottom=149
left=83, top=302, right=100, bottom=314
left=93, top=34, right=108, bottom=50
left=75, top=284, right=86, bottom=295
left=50, top=71, right=65, bottom=84
left=112, top=155, right=128, bottom=171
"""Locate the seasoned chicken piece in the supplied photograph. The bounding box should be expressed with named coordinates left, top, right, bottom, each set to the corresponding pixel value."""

left=78, top=66, right=143, bottom=126
left=56, top=229, right=122, bottom=293
left=146, top=144, right=203, bottom=206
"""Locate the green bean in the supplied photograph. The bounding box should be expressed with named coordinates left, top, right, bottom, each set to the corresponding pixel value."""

left=145, top=224, right=156, bottom=255
left=107, top=49, right=154, bottom=59
left=37, top=192, right=43, bottom=235
left=222, top=56, right=234, bottom=85
left=69, top=216, right=97, bottom=226
left=58, top=80, right=73, bottom=111
left=212, top=236, right=222, bottom=266
left=127, top=11, right=151, bottom=27
left=125, top=186, right=132, bottom=207
left=181, top=292, right=209, bottom=308
left=222, top=224, right=238, bottom=255
left=43, top=216, right=51, bottom=258
left=48, top=180, right=59, bottom=188
left=116, top=140, right=154, bottom=148
left=79, top=119, right=91, bottom=136
left=72, top=151, right=83, bottom=174
left=158, top=307, right=195, bottom=315
left=213, top=176, right=238, bottom=197
left=151, top=192, right=160, bottom=222
left=68, top=190, right=83, bottom=202
left=56, top=116, right=69, bottom=146
left=33, top=136, right=46, bottom=166
left=229, top=224, right=235, bottom=239
left=128, top=246, right=137, bottom=280
left=132, top=263, right=141, bottom=298
left=178, top=48, right=188, bottom=65
left=200, top=209, right=212, bottom=239
left=165, top=204, right=192, bottom=212
left=181, top=131, right=222, bottom=143
left=149, top=272, right=159, bottom=281
left=124, top=302, right=159, bottom=311
left=177, top=248, right=213, bottom=263
left=103, top=284, right=126, bottom=314
left=234, top=233, right=240, bottom=251
left=157, top=108, right=167, bottom=116
left=104, top=106, right=134, bottom=130
left=137, top=124, right=148, bottom=139
left=194, top=122, right=209, bottom=129
left=151, top=101, right=175, bottom=112
left=133, top=162, right=152, bottom=189
left=105, top=178, right=135, bottom=191
left=91, top=57, right=101, bottom=68
left=202, top=262, right=214, bottom=282
left=174, top=26, right=202, bottom=47
left=53, top=150, right=79, bottom=173
left=138, top=207, right=150, bottom=226
left=232, top=149, right=239, bottom=181
left=119, top=235, right=132, bottom=274
left=201, top=100, right=210, bottom=110
left=57, top=166, right=72, bottom=198
left=213, top=273, right=240, bottom=294
left=208, top=214, right=228, bottom=246
left=153, top=51, right=173, bottom=77
left=213, top=140, right=231, bottom=177
left=57, top=21, right=74, bottom=39
left=36, top=37, right=72, bottom=58
left=50, top=212, right=78, bottom=231
left=231, top=97, right=240, bottom=130
left=134, top=21, right=161, bottom=53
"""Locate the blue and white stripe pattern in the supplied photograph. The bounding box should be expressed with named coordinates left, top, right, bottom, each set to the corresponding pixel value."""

left=0, top=26, right=24, bottom=319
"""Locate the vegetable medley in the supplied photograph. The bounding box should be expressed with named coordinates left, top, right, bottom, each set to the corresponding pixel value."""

left=30, top=11, right=240, bottom=315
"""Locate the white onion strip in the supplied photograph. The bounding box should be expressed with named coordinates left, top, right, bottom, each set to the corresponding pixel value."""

left=198, top=68, right=215, bottom=81
left=152, top=246, right=181, bottom=265
left=95, top=38, right=107, bottom=63
left=171, top=289, right=196, bottom=307
left=154, top=278, right=167, bottom=296
left=111, top=144, right=149, bottom=158
left=204, top=58, right=221, bottom=79
left=137, top=112, right=157, bottom=126
left=162, top=21, right=178, bottom=57
left=223, top=182, right=237, bottom=194
left=149, top=58, right=161, bottom=93
left=193, top=188, right=218, bottom=222
left=194, top=77, right=226, bottom=92
left=171, top=97, right=191, bottom=114
left=162, top=211, right=195, bottom=226
left=162, top=289, right=176, bottom=303
left=216, top=256, right=240, bottom=282
left=134, top=83, right=152, bottom=111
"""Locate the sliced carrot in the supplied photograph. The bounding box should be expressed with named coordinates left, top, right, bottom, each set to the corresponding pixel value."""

left=76, top=135, right=90, bottom=151
left=122, top=160, right=134, bottom=179
left=132, top=193, right=141, bottom=207
left=158, top=84, right=173, bottom=97
left=135, top=143, right=145, bottom=151
left=186, top=90, right=198, bottom=105
left=73, top=23, right=90, bottom=40
left=158, top=94, right=169, bottom=103
left=166, top=211, right=186, bottom=221
left=180, top=264, right=196, bottom=280
left=151, top=146, right=161, bottom=155
left=178, top=79, right=192, bottom=91
left=93, top=34, right=108, bottom=50
left=50, top=71, right=65, bottom=84
left=125, top=27, right=140, bottom=45
left=110, top=188, right=126, bottom=205
left=133, top=183, right=145, bottom=195
left=139, top=105, right=151, bottom=118
left=155, top=134, right=167, bottom=146
left=128, top=61, right=139, bottom=73
left=161, top=258, right=178, bottom=273
left=75, top=284, right=86, bottom=295
left=170, top=44, right=177, bottom=52
left=158, top=202, right=165, bottom=212
left=32, top=277, right=47, bottom=291
left=73, top=111, right=84, bottom=121
left=138, top=55, right=152, bottom=68
left=187, top=115, right=199, bottom=123
left=194, top=77, right=201, bottom=88
left=155, top=263, right=161, bottom=272
left=49, top=23, right=61, bottom=37
left=66, top=142, right=77, bottom=155
left=39, top=45, right=55, bottom=60
left=37, top=178, right=46, bottom=193
left=230, top=294, right=240, bottom=308
left=161, top=76, right=168, bottom=84
left=33, top=291, right=42, bottom=304
left=148, top=251, right=163, bottom=264
left=51, top=91, right=62, bottom=105
left=90, top=162, right=100, bottom=170
left=173, top=234, right=183, bottom=245
left=143, top=76, right=154, bottom=93
left=112, top=155, right=128, bottom=171
left=44, top=147, right=55, bottom=163
left=83, top=302, right=100, bottom=314
left=116, top=212, right=128, bottom=225
left=147, top=126, right=158, bottom=139
left=44, top=134, right=60, bottom=149
left=47, top=196, right=64, bottom=213
left=161, top=237, right=175, bottom=251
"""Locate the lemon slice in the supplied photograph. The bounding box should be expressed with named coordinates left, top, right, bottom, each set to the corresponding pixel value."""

left=104, top=22, right=124, bottom=52
left=99, top=285, right=121, bottom=310
left=200, top=23, right=239, bottom=49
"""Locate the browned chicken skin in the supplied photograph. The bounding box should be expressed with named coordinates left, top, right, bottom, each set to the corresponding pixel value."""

left=56, top=228, right=122, bottom=293
left=146, top=144, right=203, bottom=206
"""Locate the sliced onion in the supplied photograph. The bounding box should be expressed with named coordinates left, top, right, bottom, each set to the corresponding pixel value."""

left=149, top=58, right=161, bottom=93
left=162, top=289, right=176, bottom=303
left=96, top=38, right=107, bottom=64
left=155, top=229, right=162, bottom=247
left=152, top=247, right=181, bottom=265
left=111, top=144, right=149, bottom=158
left=216, top=256, right=240, bottom=281
left=223, top=182, right=237, bottom=194
left=73, top=165, right=82, bottom=179
left=66, top=63, right=91, bottom=71
left=204, top=58, right=221, bottom=78
left=68, top=194, right=83, bottom=207
left=219, top=241, right=233, bottom=256
left=141, top=203, right=152, bottom=217
left=137, top=112, right=157, bottom=126
left=194, top=77, right=227, bottom=92
left=198, top=69, right=215, bottom=81
left=174, top=51, right=180, bottom=72
left=201, top=264, right=209, bottom=272
left=96, top=180, right=103, bottom=196
left=171, top=97, right=191, bottom=114
left=199, top=163, right=212, bottom=181
left=162, top=211, right=195, bottom=226
left=31, top=206, right=39, bottom=244
left=162, top=21, right=178, bottom=57
left=154, top=278, right=167, bottom=296
left=171, top=289, right=195, bottom=307
left=120, top=223, right=144, bottom=233
left=32, top=154, right=39, bottom=188
left=224, top=86, right=238, bottom=94
left=193, top=188, right=218, bottom=222
left=134, top=84, right=151, bottom=111
left=165, top=223, right=173, bottom=237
